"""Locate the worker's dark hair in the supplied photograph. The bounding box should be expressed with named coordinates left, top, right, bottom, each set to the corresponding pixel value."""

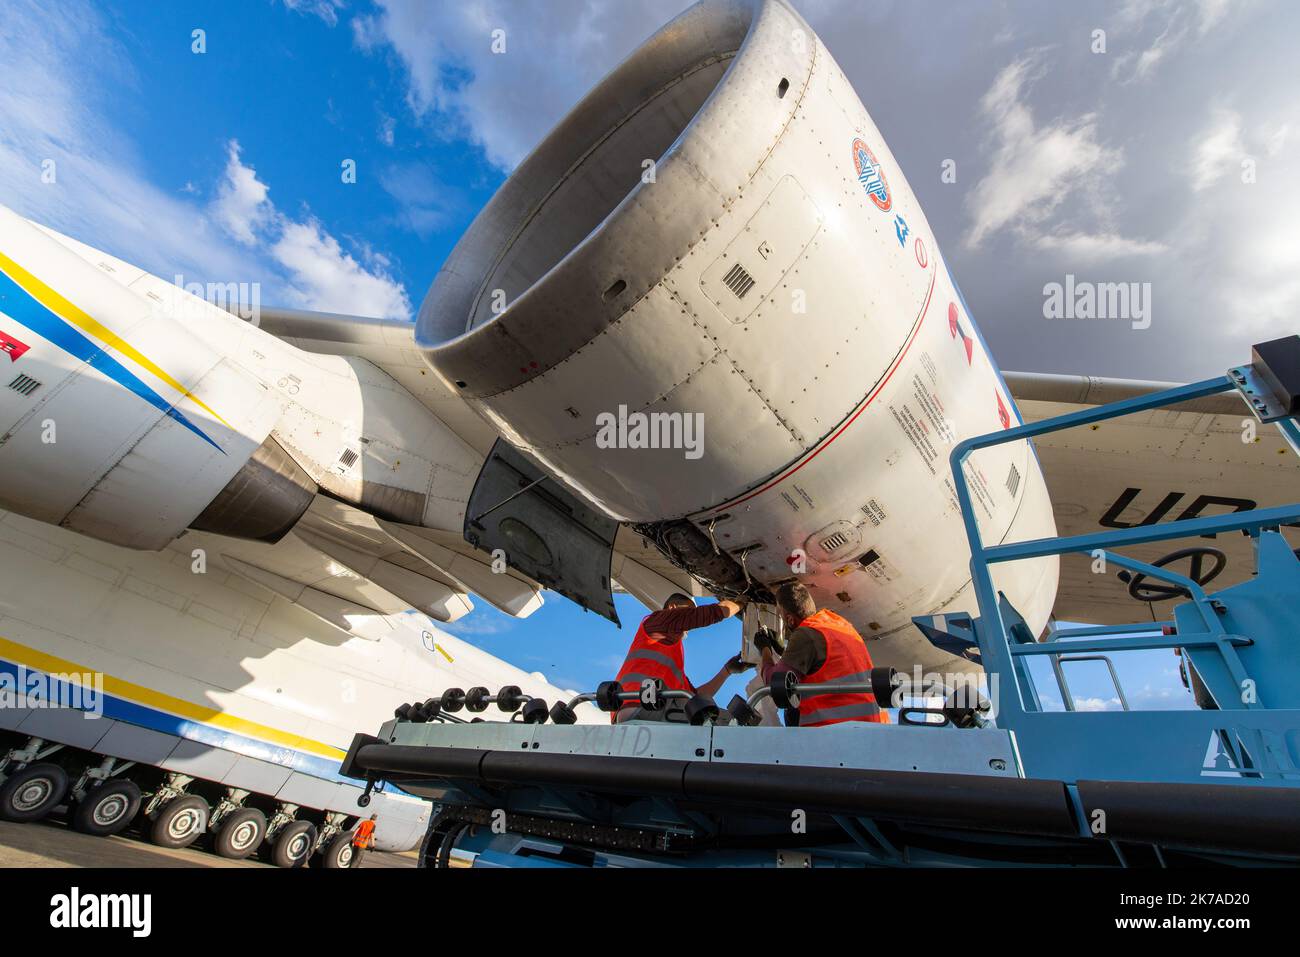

left=663, top=592, right=696, bottom=609
left=775, top=582, right=816, bottom=621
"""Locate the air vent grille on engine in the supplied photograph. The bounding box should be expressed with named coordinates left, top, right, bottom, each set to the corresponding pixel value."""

left=7, top=374, right=40, bottom=397
left=722, top=262, right=756, bottom=300
left=819, top=531, right=849, bottom=552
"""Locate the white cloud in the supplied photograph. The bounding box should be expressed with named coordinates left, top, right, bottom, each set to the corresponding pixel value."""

left=1190, top=108, right=1244, bottom=191
left=1173, top=104, right=1300, bottom=335
left=271, top=218, right=412, bottom=318
left=282, top=0, right=346, bottom=28
left=0, top=1, right=412, bottom=322
left=1032, top=231, right=1167, bottom=262
left=0, top=1, right=265, bottom=287
left=1111, top=0, right=1242, bottom=83
left=210, top=143, right=412, bottom=318
left=1073, top=696, right=1123, bottom=712
left=352, top=0, right=693, bottom=170
left=211, top=141, right=273, bottom=245
left=1262, top=122, right=1290, bottom=157
left=964, top=53, right=1125, bottom=251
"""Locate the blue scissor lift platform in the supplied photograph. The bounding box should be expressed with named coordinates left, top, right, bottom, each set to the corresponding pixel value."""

left=342, top=338, right=1300, bottom=868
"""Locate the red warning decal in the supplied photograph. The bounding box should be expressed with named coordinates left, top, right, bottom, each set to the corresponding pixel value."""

left=996, top=390, right=1011, bottom=429
left=948, top=302, right=973, bottom=366
left=0, top=329, right=29, bottom=362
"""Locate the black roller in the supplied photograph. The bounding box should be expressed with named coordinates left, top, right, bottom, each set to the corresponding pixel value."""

left=684, top=694, right=719, bottom=726
left=770, top=671, right=799, bottom=709
left=520, top=698, right=550, bottom=724
left=870, top=667, right=898, bottom=708
left=548, top=701, right=578, bottom=725
left=440, top=688, right=467, bottom=713
left=465, top=687, right=492, bottom=713
left=726, top=695, right=760, bottom=727
left=595, top=681, right=623, bottom=712
left=497, top=685, right=526, bottom=712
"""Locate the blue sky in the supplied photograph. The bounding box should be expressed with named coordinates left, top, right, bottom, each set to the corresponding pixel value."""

left=439, top=595, right=756, bottom=705
left=0, top=0, right=1244, bottom=711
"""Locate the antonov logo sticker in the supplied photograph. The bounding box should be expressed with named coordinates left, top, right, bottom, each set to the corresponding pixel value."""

left=852, top=138, right=891, bottom=212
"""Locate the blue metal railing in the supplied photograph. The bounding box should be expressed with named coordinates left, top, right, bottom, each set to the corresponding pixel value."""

left=948, top=372, right=1300, bottom=722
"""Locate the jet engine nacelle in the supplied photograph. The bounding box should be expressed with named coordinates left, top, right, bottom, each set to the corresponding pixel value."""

left=419, top=0, right=1059, bottom=654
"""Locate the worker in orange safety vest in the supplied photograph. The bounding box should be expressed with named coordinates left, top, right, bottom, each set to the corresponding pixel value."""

left=759, top=582, right=889, bottom=727
left=613, top=593, right=751, bottom=722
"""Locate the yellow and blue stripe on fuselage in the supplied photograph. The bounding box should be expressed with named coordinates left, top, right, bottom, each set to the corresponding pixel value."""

left=0, top=251, right=226, bottom=453
left=0, top=635, right=351, bottom=784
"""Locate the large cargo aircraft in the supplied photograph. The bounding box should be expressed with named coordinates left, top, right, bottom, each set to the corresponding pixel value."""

left=0, top=0, right=1294, bottom=866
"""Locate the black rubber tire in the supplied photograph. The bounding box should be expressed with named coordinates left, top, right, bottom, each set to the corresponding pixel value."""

left=71, top=779, right=142, bottom=836
left=320, top=833, right=357, bottom=869
left=270, top=820, right=317, bottom=868
left=212, top=807, right=267, bottom=859
left=149, top=794, right=209, bottom=849
left=0, top=762, right=69, bottom=823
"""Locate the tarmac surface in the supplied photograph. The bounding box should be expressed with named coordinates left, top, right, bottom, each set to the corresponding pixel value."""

left=0, top=817, right=417, bottom=868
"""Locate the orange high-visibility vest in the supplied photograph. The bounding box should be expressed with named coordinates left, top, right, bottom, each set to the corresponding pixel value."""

left=612, top=617, right=694, bottom=721
left=353, top=819, right=376, bottom=848
left=797, top=609, right=887, bottom=727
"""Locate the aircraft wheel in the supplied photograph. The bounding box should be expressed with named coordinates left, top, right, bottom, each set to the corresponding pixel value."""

left=319, top=833, right=357, bottom=869
left=71, top=779, right=142, bottom=836
left=149, top=794, right=209, bottom=849
left=270, top=820, right=317, bottom=868
left=0, top=762, right=69, bottom=822
left=212, top=807, right=267, bottom=859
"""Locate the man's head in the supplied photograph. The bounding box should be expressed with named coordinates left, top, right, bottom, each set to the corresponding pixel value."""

left=369, top=814, right=377, bottom=822
left=663, top=592, right=695, bottom=610
left=775, top=581, right=817, bottom=631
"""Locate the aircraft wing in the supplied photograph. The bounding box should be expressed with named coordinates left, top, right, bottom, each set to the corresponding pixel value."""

left=256, top=306, right=702, bottom=618
left=253, top=306, right=501, bottom=457
left=1005, top=372, right=1299, bottom=625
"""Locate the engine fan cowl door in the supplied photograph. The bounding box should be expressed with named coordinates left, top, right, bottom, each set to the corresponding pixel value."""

left=465, top=440, right=620, bottom=625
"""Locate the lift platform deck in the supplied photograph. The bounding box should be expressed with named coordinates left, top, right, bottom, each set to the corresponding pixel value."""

left=342, top=339, right=1300, bottom=868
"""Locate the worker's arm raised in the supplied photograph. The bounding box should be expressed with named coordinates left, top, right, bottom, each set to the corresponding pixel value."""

left=641, top=599, right=743, bottom=639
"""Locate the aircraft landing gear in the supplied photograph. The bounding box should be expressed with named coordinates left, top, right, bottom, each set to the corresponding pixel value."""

left=320, top=833, right=357, bottom=868
left=212, top=807, right=267, bottom=859
left=0, top=762, right=69, bottom=822
left=149, top=794, right=210, bottom=849
left=270, top=820, right=317, bottom=868
left=71, top=779, right=142, bottom=836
